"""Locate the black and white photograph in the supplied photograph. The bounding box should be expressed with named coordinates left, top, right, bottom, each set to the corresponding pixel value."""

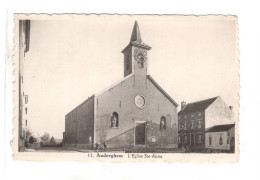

left=14, top=14, right=239, bottom=162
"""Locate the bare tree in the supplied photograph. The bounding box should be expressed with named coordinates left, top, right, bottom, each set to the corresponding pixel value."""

left=41, top=132, right=50, bottom=141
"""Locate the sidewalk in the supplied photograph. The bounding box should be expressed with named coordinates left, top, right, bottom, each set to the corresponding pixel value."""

left=66, top=147, right=125, bottom=153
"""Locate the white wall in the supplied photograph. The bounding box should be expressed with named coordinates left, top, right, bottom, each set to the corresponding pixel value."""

left=205, top=97, right=234, bottom=128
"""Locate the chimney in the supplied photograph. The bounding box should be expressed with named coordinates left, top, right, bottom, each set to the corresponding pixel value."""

left=181, top=101, right=186, bottom=110
left=229, top=106, right=233, bottom=110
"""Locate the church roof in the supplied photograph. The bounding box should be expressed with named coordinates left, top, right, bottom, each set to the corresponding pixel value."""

left=178, top=96, right=219, bottom=115
left=147, top=75, right=178, bottom=107
left=122, top=21, right=151, bottom=53
left=206, top=124, right=235, bottom=133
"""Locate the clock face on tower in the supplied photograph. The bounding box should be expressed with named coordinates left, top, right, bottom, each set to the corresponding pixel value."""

left=135, top=94, right=146, bottom=108
left=134, top=49, right=147, bottom=69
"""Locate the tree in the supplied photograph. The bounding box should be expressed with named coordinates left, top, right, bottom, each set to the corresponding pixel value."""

left=50, top=136, right=56, bottom=145
left=29, top=136, right=35, bottom=144
left=41, top=132, right=50, bottom=141
left=25, top=129, right=32, bottom=140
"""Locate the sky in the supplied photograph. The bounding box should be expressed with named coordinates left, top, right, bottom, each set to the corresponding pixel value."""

left=23, top=15, right=238, bottom=138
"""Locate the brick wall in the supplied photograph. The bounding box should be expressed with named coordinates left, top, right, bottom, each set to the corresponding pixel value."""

left=178, top=111, right=205, bottom=149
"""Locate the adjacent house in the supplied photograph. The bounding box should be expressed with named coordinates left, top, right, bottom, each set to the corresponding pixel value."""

left=178, top=96, right=234, bottom=150
left=205, top=123, right=235, bottom=152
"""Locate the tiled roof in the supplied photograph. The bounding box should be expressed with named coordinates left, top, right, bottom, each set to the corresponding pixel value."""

left=206, top=124, right=235, bottom=133
left=147, top=75, right=178, bottom=107
left=178, top=96, right=218, bottom=115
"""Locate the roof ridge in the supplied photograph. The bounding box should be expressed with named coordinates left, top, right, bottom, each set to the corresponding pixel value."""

left=178, top=96, right=220, bottom=114
left=210, top=123, right=235, bottom=127
left=206, top=123, right=235, bottom=132
left=187, top=96, right=219, bottom=105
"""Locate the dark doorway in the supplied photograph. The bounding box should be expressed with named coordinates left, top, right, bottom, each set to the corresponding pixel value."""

left=190, top=134, right=195, bottom=146
left=135, top=123, right=145, bottom=145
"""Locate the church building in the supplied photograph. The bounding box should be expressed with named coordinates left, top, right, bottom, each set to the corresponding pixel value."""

left=63, top=21, right=178, bottom=150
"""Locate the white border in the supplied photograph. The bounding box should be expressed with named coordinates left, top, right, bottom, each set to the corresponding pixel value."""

left=2, top=1, right=260, bottom=180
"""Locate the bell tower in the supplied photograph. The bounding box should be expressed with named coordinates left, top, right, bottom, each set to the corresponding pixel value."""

left=122, top=21, right=151, bottom=77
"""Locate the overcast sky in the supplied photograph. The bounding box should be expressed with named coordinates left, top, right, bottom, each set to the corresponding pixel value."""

left=23, top=15, right=238, bottom=138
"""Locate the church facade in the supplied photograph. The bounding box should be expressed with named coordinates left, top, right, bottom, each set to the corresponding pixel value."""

left=63, top=21, right=178, bottom=150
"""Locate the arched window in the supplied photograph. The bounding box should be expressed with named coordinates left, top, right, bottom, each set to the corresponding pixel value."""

left=138, top=60, right=144, bottom=69
left=111, top=112, right=119, bottom=128
left=219, top=135, right=223, bottom=145
left=160, top=116, right=166, bottom=130
left=137, top=53, right=145, bottom=69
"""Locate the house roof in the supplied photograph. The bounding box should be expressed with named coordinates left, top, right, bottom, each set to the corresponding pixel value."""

left=147, top=75, right=178, bottom=107
left=178, top=96, right=218, bottom=115
left=206, top=124, right=235, bottom=133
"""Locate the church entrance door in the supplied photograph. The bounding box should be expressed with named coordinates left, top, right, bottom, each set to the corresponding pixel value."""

left=135, top=122, right=146, bottom=145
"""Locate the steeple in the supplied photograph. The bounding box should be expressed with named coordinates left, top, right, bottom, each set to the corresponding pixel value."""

left=122, top=21, right=152, bottom=77
left=122, top=21, right=151, bottom=53
left=130, top=21, right=142, bottom=44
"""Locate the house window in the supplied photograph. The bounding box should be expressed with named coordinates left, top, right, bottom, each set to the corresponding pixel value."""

left=25, top=95, right=28, bottom=104
left=198, top=112, right=202, bottom=116
left=197, top=134, right=202, bottom=143
left=184, top=121, right=187, bottom=130
left=111, top=112, right=119, bottom=128
left=191, top=113, right=194, bottom=118
left=184, top=115, right=187, bottom=119
left=160, top=116, right=166, bottom=130
left=178, top=135, right=181, bottom=144
left=191, top=121, right=194, bottom=129
left=25, top=120, right=27, bottom=127
left=178, top=123, right=181, bottom=130
left=219, top=135, right=223, bottom=145
left=25, top=107, right=28, bottom=114
left=198, top=120, right=202, bottom=129
left=209, top=136, right=212, bottom=145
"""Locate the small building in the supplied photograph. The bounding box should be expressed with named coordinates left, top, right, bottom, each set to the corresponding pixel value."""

left=205, top=124, right=235, bottom=152
left=63, top=21, right=179, bottom=150
left=178, top=96, right=234, bottom=150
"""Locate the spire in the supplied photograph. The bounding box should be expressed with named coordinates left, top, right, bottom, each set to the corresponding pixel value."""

left=130, top=21, right=142, bottom=43
left=122, top=21, right=151, bottom=53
